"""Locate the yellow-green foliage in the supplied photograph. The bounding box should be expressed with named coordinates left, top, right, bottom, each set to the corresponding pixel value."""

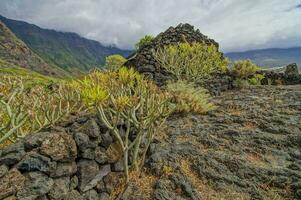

left=105, top=55, right=127, bottom=71
left=135, top=35, right=154, bottom=50
left=74, top=67, right=171, bottom=182
left=232, top=60, right=260, bottom=79
left=166, top=80, right=216, bottom=114
left=154, top=42, right=228, bottom=82
left=0, top=75, right=83, bottom=146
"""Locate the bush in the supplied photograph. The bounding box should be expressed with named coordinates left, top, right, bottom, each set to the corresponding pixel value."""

left=232, top=60, right=260, bottom=79
left=75, top=67, right=171, bottom=183
left=105, top=55, right=127, bottom=71
left=135, top=35, right=154, bottom=50
left=153, top=42, right=228, bottom=82
left=0, top=76, right=83, bottom=146
left=166, top=80, right=216, bottom=114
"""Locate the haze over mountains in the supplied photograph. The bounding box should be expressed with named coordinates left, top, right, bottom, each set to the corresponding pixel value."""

left=0, top=15, right=131, bottom=75
left=0, top=14, right=300, bottom=76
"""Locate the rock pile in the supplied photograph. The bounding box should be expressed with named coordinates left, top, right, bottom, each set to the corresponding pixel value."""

left=0, top=114, right=125, bottom=200
left=125, top=23, right=222, bottom=86
left=260, top=63, right=301, bottom=85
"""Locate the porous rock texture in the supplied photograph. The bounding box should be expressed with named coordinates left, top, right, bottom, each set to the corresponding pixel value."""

left=0, top=114, right=124, bottom=200
left=1, top=85, right=300, bottom=200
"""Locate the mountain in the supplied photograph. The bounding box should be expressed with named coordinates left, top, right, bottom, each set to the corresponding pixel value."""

left=0, top=21, right=66, bottom=77
left=0, top=15, right=132, bottom=74
left=226, top=47, right=301, bottom=68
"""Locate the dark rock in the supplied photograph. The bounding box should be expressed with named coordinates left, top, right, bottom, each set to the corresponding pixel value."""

left=82, top=164, right=111, bottom=192
left=100, top=131, right=113, bottom=148
left=77, top=160, right=100, bottom=192
left=0, top=168, right=25, bottom=199
left=99, top=192, right=110, bottom=200
left=74, top=132, right=91, bottom=151
left=67, top=190, right=84, bottom=200
left=0, top=164, right=8, bottom=178
left=125, top=23, right=221, bottom=86
left=83, top=189, right=99, bottom=200
left=24, top=132, right=49, bottom=151
left=50, top=161, right=77, bottom=178
left=79, top=119, right=101, bottom=138
left=95, top=147, right=109, bottom=164
left=112, top=159, right=124, bottom=172
left=0, top=142, right=25, bottom=166
left=48, top=177, right=70, bottom=200
left=103, top=172, right=123, bottom=194
left=16, top=172, right=54, bottom=199
left=16, top=152, right=56, bottom=174
left=284, top=63, right=300, bottom=84
left=40, top=132, right=77, bottom=162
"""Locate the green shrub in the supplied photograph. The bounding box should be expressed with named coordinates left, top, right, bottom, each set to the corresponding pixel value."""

left=105, top=55, right=127, bottom=71
left=248, top=74, right=265, bottom=85
left=135, top=35, right=154, bottom=50
left=166, top=80, right=216, bottom=114
left=75, top=67, right=171, bottom=183
left=232, top=60, right=260, bottom=79
left=153, top=42, right=228, bottom=82
left=0, top=76, right=83, bottom=146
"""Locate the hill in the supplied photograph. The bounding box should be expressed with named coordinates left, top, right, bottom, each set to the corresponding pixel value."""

left=0, top=21, right=67, bottom=77
left=0, top=15, right=132, bottom=74
left=226, top=47, right=301, bottom=68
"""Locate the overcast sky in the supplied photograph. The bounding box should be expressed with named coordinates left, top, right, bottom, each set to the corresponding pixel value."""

left=0, top=0, right=301, bottom=52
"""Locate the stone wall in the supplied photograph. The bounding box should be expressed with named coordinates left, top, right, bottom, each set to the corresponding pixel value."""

left=260, top=63, right=301, bottom=85
left=0, top=114, right=125, bottom=200
left=125, top=23, right=221, bottom=86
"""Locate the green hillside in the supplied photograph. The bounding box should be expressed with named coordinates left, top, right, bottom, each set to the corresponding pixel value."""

left=0, top=15, right=132, bottom=74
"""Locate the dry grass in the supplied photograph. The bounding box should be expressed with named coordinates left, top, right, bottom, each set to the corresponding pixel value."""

left=241, top=121, right=257, bottom=130
left=109, top=169, right=158, bottom=200
left=226, top=105, right=243, bottom=116
left=180, top=159, right=251, bottom=200
left=259, top=184, right=293, bottom=200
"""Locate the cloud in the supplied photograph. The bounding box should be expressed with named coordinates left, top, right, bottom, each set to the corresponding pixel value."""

left=0, top=0, right=301, bottom=52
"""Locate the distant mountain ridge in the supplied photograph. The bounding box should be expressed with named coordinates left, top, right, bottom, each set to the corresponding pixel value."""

left=0, top=21, right=66, bottom=77
left=0, top=15, right=132, bottom=74
left=226, top=47, right=301, bottom=68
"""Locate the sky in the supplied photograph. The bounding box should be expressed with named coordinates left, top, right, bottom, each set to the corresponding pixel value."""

left=0, top=0, right=301, bottom=52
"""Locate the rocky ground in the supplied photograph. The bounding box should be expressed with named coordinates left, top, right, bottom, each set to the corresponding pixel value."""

left=123, top=85, right=301, bottom=200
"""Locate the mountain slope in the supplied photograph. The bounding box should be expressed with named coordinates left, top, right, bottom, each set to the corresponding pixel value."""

left=0, top=15, right=132, bottom=74
left=0, top=21, right=66, bottom=77
left=226, top=47, right=301, bottom=68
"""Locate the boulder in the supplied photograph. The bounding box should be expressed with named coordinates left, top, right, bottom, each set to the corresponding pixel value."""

left=40, top=132, right=77, bottom=162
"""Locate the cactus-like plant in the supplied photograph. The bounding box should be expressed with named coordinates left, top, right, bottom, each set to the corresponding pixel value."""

left=78, top=68, right=171, bottom=183
left=153, top=42, right=228, bottom=82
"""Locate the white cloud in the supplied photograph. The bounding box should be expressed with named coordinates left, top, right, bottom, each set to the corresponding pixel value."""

left=0, top=0, right=301, bottom=52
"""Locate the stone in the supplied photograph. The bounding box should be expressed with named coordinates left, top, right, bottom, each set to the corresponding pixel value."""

left=0, top=142, right=25, bottom=166
left=95, top=147, right=109, bottom=164
left=83, top=189, right=99, bottom=200
left=16, top=152, right=56, bottom=174
left=67, top=190, right=84, bottom=200
left=48, top=177, right=70, bottom=200
left=50, top=161, right=77, bottom=178
left=284, top=63, right=301, bottom=84
left=24, top=132, right=50, bottom=151
left=80, top=148, right=95, bottom=160
left=79, top=119, right=101, bottom=138
left=99, top=192, right=110, bottom=200
left=112, top=159, right=124, bottom=172
left=74, top=132, right=92, bottom=151
left=82, top=164, right=111, bottom=192
left=0, top=168, right=25, bottom=199
left=40, top=132, right=77, bottom=162
left=16, top=172, right=54, bottom=199
left=77, top=159, right=100, bottom=192
left=103, top=172, right=123, bottom=194
left=100, top=131, right=113, bottom=148
left=0, top=164, right=8, bottom=178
